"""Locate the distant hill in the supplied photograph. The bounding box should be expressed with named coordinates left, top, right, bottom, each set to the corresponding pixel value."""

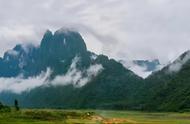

left=120, top=59, right=162, bottom=78
left=143, top=51, right=190, bottom=111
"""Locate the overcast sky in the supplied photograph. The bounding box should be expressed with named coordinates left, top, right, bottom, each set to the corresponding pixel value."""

left=0, top=0, right=190, bottom=63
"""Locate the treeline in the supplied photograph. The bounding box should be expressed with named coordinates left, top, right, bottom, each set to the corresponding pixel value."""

left=0, top=99, right=19, bottom=112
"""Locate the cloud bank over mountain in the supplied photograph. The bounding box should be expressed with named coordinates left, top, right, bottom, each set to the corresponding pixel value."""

left=0, top=57, right=103, bottom=94
left=121, top=59, right=162, bottom=78
left=169, top=51, right=190, bottom=72
left=0, top=0, right=190, bottom=64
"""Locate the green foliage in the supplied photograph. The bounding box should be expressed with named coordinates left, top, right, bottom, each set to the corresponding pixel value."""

left=14, top=99, right=19, bottom=111
left=141, top=52, right=190, bottom=112
left=2, top=55, right=142, bottom=110
left=0, top=102, right=11, bottom=112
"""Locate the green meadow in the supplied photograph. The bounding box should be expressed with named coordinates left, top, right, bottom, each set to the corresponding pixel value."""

left=0, top=109, right=190, bottom=124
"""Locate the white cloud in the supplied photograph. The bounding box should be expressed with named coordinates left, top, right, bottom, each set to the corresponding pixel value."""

left=0, top=68, right=51, bottom=94
left=130, top=65, right=152, bottom=79
left=169, top=51, right=190, bottom=72
left=121, top=59, right=163, bottom=78
left=0, top=0, right=190, bottom=64
left=6, top=49, right=19, bottom=56
left=121, top=60, right=151, bottom=78
left=52, top=56, right=103, bottom=87
left=0, top=56, right=103, bottom=94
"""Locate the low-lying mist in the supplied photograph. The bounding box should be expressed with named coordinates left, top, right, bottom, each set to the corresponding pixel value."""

left=0, top=57, right=103, bottom=94
left=169, top=51, right=190, bottom=72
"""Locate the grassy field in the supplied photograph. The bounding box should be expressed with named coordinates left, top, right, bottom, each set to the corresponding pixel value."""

left=0, top=109, right=190, bottom=124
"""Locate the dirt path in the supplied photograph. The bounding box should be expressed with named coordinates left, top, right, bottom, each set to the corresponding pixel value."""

left=91, top=115, right=137, bottom=124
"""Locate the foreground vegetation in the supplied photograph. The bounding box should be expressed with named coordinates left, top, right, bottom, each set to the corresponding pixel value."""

left=1, top=109, right=190, bottom=124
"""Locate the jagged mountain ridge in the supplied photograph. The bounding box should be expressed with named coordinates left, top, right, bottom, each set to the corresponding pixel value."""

left=0, top=29, right=92, bottom=78
left=0, top=28, right=143, bottom=109
left=1, top=28, right=190, bottom=111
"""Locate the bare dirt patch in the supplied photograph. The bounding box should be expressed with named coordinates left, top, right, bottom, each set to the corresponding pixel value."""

left=91, top=115, right=137, bottom=124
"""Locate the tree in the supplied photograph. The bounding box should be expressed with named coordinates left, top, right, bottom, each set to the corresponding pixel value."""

left=0, top=102, right=3, bottom=109
left=14, top=99, right=19, bottom=111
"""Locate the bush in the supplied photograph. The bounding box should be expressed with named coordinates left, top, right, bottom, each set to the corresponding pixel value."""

left=0, top=102, right=11, bottom=113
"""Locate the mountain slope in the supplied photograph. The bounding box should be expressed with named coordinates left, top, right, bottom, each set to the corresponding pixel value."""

left=0, top=28, right=143, bottom=109
left=2, top=28, right=190, bottom=111
left=143, top=51, right=190, bottom=111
